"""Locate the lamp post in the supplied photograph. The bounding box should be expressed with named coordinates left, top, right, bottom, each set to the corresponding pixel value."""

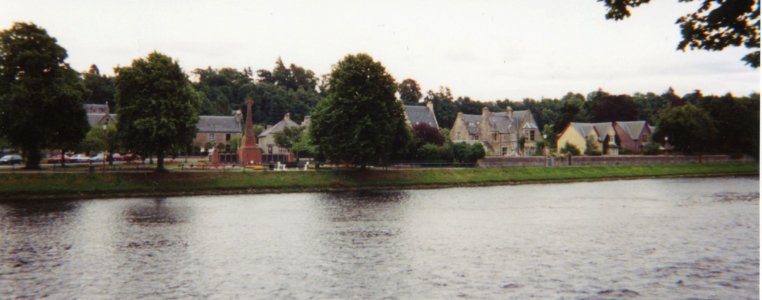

left=664, top=136, right=669, bottom=157
left=102, top=124, right=108, bottom=170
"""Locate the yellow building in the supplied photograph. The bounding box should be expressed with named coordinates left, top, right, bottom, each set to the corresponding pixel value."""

left=556, top=122, right=617, bottom=155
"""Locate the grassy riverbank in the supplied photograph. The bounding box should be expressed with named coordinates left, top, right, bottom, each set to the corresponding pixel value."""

left=0, top=163, right=757, bottom=199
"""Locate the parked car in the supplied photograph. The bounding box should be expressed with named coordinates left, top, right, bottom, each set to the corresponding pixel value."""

left=89, top=153, right=106, bottom=162
left=47, top=154, right=73, bottom=164
left=0, top=154, right=22, bottom=165
left=72, top=154, right=91, bottom=163
left=111, top=153, right=123, bottom=161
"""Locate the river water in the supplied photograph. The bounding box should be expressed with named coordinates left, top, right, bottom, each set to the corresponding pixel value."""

left=0, top=177, right=758, bottom=299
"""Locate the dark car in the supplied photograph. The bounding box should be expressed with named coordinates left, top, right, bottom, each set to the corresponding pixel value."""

left=0, top=154, right=22, bottom=165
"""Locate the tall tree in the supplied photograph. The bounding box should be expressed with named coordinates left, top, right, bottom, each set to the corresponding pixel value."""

left=115, top=52, right=200, bottom=171
left=310, top=53, right=412, bottom=167
left=398, top=78, right=423, bottom=105
left=586, top=92, right=638, bottom=122
left=601, top=0, right=760, bottom=67
left=83, top=64, right=116, bottom=107
left=257, top=57, right=318, bottom=91
left=0, top=22, right=89, bottom=169
left=654, top=103, right=717, bottom=154
left=423, top=87, right=459, bottom=129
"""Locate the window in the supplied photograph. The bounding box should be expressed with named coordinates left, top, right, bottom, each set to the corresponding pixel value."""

left=502, top=147, right=508, bottom=155
left=209, top=133, right=215, bottom=141
left=529, top=130, right=535, bottom=141
left=493, top=133, right=498, bottom=141
left=226, top=133, right=231, bottom=141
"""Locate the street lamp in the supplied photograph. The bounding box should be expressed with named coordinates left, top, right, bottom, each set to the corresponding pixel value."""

left=102, top=123, right=108, bottom=170
left=664, top=136, right=669, bottom=157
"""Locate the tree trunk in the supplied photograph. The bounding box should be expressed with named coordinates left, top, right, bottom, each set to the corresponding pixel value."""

left=61, top=149, right=66, bottom=168
left=156, top=151, right=165, bottom=172
left=24, top=146, right=41, bottom=170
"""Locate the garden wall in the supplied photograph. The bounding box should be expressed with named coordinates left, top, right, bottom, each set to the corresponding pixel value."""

left=477, top=155, right=755, bottom=168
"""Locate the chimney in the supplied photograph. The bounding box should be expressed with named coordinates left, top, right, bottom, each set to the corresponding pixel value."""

left=284, top=113, right=291, bottom=121
left=481, top=106, right=489, bottom=117
left=506, top=105, right=513, bottom=118
left=426, top=101, right=434, bottom=112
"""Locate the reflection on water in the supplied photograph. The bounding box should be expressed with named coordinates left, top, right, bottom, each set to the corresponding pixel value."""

left=0, top=177, right=758, bottom=299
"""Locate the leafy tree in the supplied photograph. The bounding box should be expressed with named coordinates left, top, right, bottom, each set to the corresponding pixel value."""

left=257, top=57, right=318, bottom=92
left=310, top=53, right=412, bottom=168
left=559, top=142, right=581, bottom=156
left=584, top=135, right=602, bottom=156
left=653, top=103, right=717, bottom=154
left=601, top=0, right=760, bottom=67
left=82, top=64, right=115, bottom=107
left=586, top=90, right=638, bottom=122
left=412, top=123, right=445, bottom=147
left=115, top=52, right=201, bottom=171
left=80, top=123, right=118, bottom=156
left=423, top=87, right=459, bottom=129
left=416, top=143, right=443, bottom=161
left=0, top=22, right=89, bottom=169
left=192, top=67, right=253, bottom=115
left=399, top=78, right=423, bottom=104
left=291, top=129, right=316, bottom=158
left=274, top=126, right=304, bottom=157
left=468, top=143, right=486, bottom=162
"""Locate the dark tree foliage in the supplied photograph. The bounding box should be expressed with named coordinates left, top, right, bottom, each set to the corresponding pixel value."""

left=83, top=64, right=115, bottom=107
left=192, top=67, right=252, bottom=115
left=412, top=123, right=445, bottom=147
left=257, top=57, right=318, bottom=92
left=0, top=22, right=89, bottom=169
left=633, top=92, right=669, bottom=123
left=423, top=87, right=460, bottom=129
left=310, top=53, right=412, bottom=167
left=585, top=91, right=638, bottom=122
left=653, top=103, right=717, bottom=154
left=399, top=78, right=423, bottom=105
left=115, top=52, right=200, bottom=171
left=600, top=0, right=760, bottom=67
left=695, top=93, right=759, bottom=156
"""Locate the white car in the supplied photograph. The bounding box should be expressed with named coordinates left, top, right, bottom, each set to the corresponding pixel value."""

left=72, top=154, right=91, bottom=163
left=89, top=153, right=106, bottom=162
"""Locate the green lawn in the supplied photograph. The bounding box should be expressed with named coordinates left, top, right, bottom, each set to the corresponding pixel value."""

left=0, top=163, right=757, bottom=199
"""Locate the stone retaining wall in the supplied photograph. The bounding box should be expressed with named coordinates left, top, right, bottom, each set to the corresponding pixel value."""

left=477, top=155, right=754, bottom=168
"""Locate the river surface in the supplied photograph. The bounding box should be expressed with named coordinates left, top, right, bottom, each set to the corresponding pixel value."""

left=0, top=177, right=758, bottom=299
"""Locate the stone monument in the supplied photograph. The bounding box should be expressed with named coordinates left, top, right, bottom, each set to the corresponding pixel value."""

left=238, top=97, right=262, bottom=165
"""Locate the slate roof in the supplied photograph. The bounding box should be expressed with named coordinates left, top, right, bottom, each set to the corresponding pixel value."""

left=592, top=122, right=614, bottom=142
left=259, top=117, right=300, bottom=137
left=87, top=113, right=117, bottom=128
left=617, top=121, right=648, bottom=140
left=197, top=116, right=242, bottom=133
left=84, top=104, right=108, bottom=113
left=569, top=122, right=596, bottom=138
left=404, top=105, right=439, bottom=128
left=461, top=114, right=481, bottom=135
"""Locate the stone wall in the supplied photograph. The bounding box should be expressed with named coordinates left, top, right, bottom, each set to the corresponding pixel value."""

left=477, top=155, right=754, bottom=168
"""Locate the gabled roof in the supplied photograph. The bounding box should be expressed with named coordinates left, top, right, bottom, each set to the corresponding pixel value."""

left=259, top=117, right=300, bottom=137
left=87, top=113, right=117, bottom=128
left=84, top=104, right=109, bottom=114
left=489, top=112, right=513, bottom=133
left=568, top=122, right=613, bottom=142
left=404, top=105, right=439, bottom=128
left=197, top=116, right=241, bottom=133
left=462, top=114, right=481, bottom=135
left=616, top=121, right=648, bottom=140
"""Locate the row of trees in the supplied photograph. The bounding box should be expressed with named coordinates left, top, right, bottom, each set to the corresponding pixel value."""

left=1, top=21, right=757, bottom=170
left=0, top=23, right=201, bottom=170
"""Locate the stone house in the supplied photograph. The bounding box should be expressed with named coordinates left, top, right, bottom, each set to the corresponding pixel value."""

left=450, top=106, right=541, bottom=156
left=193, top=116, right=242, bottom=152
left=404, top=102, right=439, bottom=129
left=258, top=113, right=304, bottom=163
left=556, top=120, right=653, bottom=155
left=613, top=121, right=652, bottom=154
left=556, top=122, right=618, bottom=155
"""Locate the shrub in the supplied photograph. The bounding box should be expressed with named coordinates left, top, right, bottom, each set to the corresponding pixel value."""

left=643, top=142, right=660, bottom=155
left=559, top=142, right=581, bottom=156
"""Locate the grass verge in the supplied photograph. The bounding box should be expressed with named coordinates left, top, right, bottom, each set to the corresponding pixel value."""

left=0, top=163, right=757, bottom=200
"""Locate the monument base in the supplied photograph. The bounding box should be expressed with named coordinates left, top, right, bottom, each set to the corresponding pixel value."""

left=238, top=147, right=262, bottom=165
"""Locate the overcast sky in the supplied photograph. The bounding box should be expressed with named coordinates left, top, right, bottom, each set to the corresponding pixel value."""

left=2, top=0, right=759, bottom=101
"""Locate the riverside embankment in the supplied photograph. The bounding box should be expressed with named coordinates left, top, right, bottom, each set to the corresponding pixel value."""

left=0, top=163, right=757, bottom=200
